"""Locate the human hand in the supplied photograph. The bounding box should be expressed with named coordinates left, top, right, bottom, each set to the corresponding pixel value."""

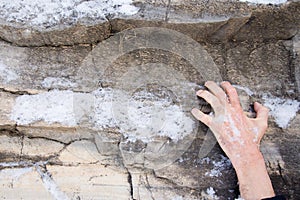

left=191, top=81, right=275, bottom=200
left=191, top=81, right=268, bottom=166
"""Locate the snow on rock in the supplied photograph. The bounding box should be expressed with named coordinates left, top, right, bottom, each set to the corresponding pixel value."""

left=262, top=95, right=300, bottom=128
left=171, top=196, right=184, bottom=200
left=238, top=0, right=287, bottom=4
left=11, top=88, right=195, bottom=143
left=235, top=197, right=244, bottom=200
left=205, top=155, right=232, bottom=177
left=41, top=77, right=77, bottom=89
left=90, top=88, right=195, bottom=142
left=11, top=90, right=76, bottom=126
left=0, top=0, right=139, bottom=27
left=201, top=187, right=220, bottom=200
left=36, top=165, right=69, bottom=200
left=0, top=167, right=32, bottom=184
left=0, top=61, right=18, bottom=84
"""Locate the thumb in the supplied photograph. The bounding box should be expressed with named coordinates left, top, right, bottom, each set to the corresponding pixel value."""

left=253, top=102, right=269, bottom=140
left=254, top=102, right=269, bottom=122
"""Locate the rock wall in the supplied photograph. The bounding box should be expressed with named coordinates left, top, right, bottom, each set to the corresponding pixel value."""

left=0, top=0, right=299, bottom=200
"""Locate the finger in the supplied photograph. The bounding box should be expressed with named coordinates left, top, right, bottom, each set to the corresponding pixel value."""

left=254, top=102, right=269, bottom=124
left=196, top=90, right=222, bottom=113
left=204, top=81, right=227, bottom=103
left=220, top=81, right=240, bottom=107
left=191, top=108, right=212, bottom=126
left=253, top=102, right=269, bottom=140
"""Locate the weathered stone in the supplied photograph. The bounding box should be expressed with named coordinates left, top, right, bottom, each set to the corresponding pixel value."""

left=226, top=41, right=294, bottom=96
left=58, top=140, right=100, bottom=164
left=47, top=164, right=131, bottom=200
left=0, top=1, right=299, bottom=199
left=287, top=113, right=300, bottom=134
left=0, top=41, right=91, bottom=91
left=0, top=92, right=16, bottom=126
left=0, top=1, right=299, bottom=46
left=22, top=137, right=64, bottom=158
left=130, top=172, right=199, bottom=200
left=17, top=126, right=88, bottom=144
left=293, top=33, right=300, bottom=100
left=94, top=131, right=121, bottom=156
left=0, top=135, right=22, bottom=158
left=233, top=1, right=300, bottom=42
left=0, top=167, right=53, bottom=199
left=0, top=19, right=111, bottom=47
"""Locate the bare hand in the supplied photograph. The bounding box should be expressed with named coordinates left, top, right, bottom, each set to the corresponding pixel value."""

left=191, top=81, right=275, bottom=200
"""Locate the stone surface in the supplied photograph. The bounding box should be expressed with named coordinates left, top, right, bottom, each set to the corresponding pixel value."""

left=0, top=1, right=299, bottom=46
left=47, top=164, right=131, bottom=200
left=22, top=137, right=65, bottom=158
left=293, top=33, right=300, bottom=100
left=0, top=92, right=16, bottom=125
left=225, top=40, right=297, bottom=97
left=0, top=168, right=53, bottom=199
left=0, top=0, right=299, bottom=199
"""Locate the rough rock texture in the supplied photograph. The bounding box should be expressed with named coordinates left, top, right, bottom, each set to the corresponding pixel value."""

left=0, top=0, right=299, bottom=200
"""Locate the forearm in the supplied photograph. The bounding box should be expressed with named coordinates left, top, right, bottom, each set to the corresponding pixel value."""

left=233, top=151, right=275, bottom=200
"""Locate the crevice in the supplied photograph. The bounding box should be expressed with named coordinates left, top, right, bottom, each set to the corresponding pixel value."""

left=127, top=170, right=136, bottom=200
left=26, top=136, right=68, bottom=145
left=152, top=170, right=201, bottom=192
left=19, top=134, right=24, bottom=161
left=145, top=174, right=155, bottom=200
left=0, top=87, right=38, bottom=95
left=277, top=161, right=286, bottom=184
left=0, top=36, right=15, bottom=46
left=165, top=0, right=171, bottom=22
left=0, top=125, right=23, bottom=137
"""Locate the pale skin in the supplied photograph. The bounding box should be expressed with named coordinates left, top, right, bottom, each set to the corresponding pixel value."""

left=191, top=81, right=275, bottom=200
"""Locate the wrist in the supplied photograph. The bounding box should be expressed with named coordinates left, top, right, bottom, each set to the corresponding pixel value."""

left=234, top=152, right=265, bottom=178
left=231, top=147, right=264, bottom=171
left=232, top=151, right=275, bottom=200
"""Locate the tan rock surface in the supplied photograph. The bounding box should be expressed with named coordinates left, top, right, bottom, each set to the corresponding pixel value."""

left=0, top=167, right=53, bottom=200
left=47, top=164, right=131, bottom=200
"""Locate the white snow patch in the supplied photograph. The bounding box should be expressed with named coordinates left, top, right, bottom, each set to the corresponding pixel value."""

left=0, top=162, right=22, bottom=167
left=0, top=167, right=32, bottom=183
left=238, top=0, right=287, bottom=4
left=11, top=88, right=195, bottom=143
left=172, top=196, right=184, bottom=200
left=41, top=77, right=77, bottom=89
left=0, top=0, right=139, bottom=27
left=201, top=187, right=220, bottom=200
left=92, top=88, right=195, bottom=142
left=11, top=90, right=76, bottom=126
left=36, top=165, right=69, bottom=200
left=0, top=61, right=18, bottom=83
left=262, top=95, right=300, bottom=128
left=205, top=155, right=232, bottom=177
